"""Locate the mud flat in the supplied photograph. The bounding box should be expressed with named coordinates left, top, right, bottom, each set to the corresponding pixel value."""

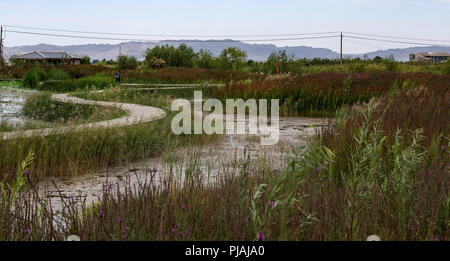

left=0, top=85, right=36, bottom=127
left=37, top=116, right=328, bottom=212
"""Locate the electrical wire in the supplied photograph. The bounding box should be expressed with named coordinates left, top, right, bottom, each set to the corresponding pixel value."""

left=344, top=31, right=450, bottom=43
left=345, top=35, right=450, bottom=47
left=4, top=29, right=340, bottom=42
left=1, top=24, right=340, bottom=38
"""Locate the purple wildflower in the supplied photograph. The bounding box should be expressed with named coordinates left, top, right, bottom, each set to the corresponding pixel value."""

left=316, top=167, right=322, bottom=175
left=24, top=228, right=31, bottom=233
left=100, top=211, right=104, bottom=217
left=172, top=228, right=176, bottom=235
left=186, top=227, right=192, bottom=237
left=258, top=231, right=264, bottom=241
left=119, top=217, right=123, bottom=224
left=25, top=170, right=30, bottom=177
left=182, top=204, right=187, bottom=210
left=268, top=201, right=277, bottom=208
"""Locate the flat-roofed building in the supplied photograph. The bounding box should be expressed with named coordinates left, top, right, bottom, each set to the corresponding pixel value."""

left=409, top=52, right=450, bottom=62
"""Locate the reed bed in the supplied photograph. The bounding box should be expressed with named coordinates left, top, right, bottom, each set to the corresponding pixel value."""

left=215, top=72, right=450, bottom=117
left=0, top=67, right=448, bottom=241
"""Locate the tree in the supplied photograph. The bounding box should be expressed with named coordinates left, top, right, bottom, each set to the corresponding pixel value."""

left=117, top=55, right=138, bottom=69
left=266, top=50, right=294, bottom=73
left=144, top=44, right=197, bottom=67
left=80, top=56, right=91, bottom=64
left=373, top=56, right=383, bottom=63
left=195, top=49, right=215, bottom=69
left=219, top=47, right=247, bottom=70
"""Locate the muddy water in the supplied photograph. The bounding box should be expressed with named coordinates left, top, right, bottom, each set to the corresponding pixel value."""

left=0, top=84, right=36, bottom=127
left=37, top=117, right=327, bottom=212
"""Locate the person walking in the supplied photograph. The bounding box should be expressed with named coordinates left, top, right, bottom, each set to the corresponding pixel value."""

left=116, top=70, right=121, bottom=84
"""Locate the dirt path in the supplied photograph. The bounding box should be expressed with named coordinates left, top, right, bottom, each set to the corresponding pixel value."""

left=1, top=84, right=224, bottom=140
left=0, top=92, right=167, bottom=140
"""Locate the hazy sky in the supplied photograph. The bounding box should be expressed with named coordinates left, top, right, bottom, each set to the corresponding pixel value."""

left=1, top=0, right=450, bottom=54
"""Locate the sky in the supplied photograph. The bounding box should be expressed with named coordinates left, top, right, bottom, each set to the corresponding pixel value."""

left=1, top=0, right=450, bottom=54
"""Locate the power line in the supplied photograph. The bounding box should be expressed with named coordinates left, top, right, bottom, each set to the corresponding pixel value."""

left=344, top=38, right=388, bottom=50
left=345, top=35, right=450, bottom=47
left=4, top=24, right=450, bottom=43
left=344, top=31, right=450, bottom=43
left=4, top=29, right=340, bottom=42
left=344, top=38, right=415, bottom=56
left=2, top=24, right=340, bottom=38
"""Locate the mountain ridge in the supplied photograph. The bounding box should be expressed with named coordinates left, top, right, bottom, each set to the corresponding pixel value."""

left=4, top=41, right=450, bottom=62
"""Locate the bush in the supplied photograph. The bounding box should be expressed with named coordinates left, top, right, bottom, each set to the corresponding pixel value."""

left=38, top=74, right=115, bottom=92
left=81, top=56, right=91, bottom=65
left=383, top=57, right=399, bottom=72
left=22, top=92, right=125, bottom=123
left=47, top=68, right=70, bottom=80
left=347, top=62, right=366, bottom=73
left=117, top=55, right=138, bottom=69
left=442, top=60, right=450, bottom=75
left=23, top=67, right=46, bottom=88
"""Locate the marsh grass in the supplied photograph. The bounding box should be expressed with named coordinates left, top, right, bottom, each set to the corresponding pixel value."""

left=0, top=112, right=216, bottom=181
left=215, top=72, right=450, bottom=117
left=0, top=68, right=448, bottom=241
left=22, top=92, right=127, bottom=125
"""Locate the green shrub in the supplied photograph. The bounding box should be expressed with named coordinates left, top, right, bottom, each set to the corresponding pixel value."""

left=22, top=67, right=46, bottom=88
left=442, top=60, right=450, bottom=75
left=347, top=62, right=366, bottom=73
left=47, top=68, right=70, bottom=80
left=383, top=57, right=399, bottom=72
left=38, top=74, right=115, bottom=92
left=22, top=92, right=125, bottom=123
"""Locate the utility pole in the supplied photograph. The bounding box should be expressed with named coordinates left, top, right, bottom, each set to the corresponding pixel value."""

left=340, top=32, right=343, bottom=65
left=0, top=26, right=3, bottom=71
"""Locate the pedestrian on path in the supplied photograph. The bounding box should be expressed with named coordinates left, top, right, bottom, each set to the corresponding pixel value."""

left=116, top=71, right=121, bottom=84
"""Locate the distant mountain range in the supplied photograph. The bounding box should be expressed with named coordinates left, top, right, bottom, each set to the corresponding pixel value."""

left=4, top=40, right=450, bottom=62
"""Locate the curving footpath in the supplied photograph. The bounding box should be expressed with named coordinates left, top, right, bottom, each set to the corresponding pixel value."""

left=0, top=93, right=167, bottom=140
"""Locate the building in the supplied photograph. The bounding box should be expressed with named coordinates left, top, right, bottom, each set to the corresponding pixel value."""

left=409, top=52, right=450, bottom=63
left=14, top=50, right=83, bottom=65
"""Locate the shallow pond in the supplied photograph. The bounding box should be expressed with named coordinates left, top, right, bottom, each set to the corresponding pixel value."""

left=37, top=116, right=329, bottom=212
left=0, top=82, right=36, bottom=128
